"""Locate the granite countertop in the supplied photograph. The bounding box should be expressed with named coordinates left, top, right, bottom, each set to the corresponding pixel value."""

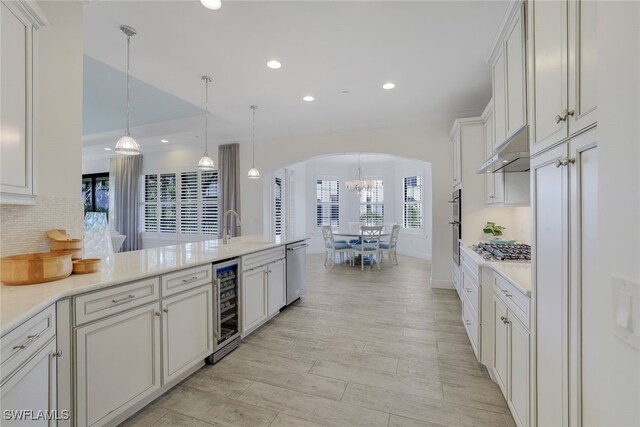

left=0, top=235, right=308, bottom=335
left=460, top=241, right=531, bottom=296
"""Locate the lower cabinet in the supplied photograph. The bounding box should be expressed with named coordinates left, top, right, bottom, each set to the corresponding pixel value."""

left=492, top=290, right=531, bottom=427
left=241, top=267, right=268, bottom=333
left=0, top=338, right=58, bottom=427
left=75, top=303, right=162, bottom=427
left=241, top=256, right=287, bottom=336
left=162, top=286, right=213, bottom=384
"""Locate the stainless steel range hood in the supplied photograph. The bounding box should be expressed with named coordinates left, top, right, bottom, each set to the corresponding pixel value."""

left=477, top=124, right=530, bottom=174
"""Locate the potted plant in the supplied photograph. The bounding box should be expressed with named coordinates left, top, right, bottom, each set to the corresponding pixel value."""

left=482, top=222, right=514, bottom=243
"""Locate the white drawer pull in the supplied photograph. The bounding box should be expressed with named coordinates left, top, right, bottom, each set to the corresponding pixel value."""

left=112, top=294, right=135, bottom=304
left=505, top=293, right=513, bottom=298
left=12, top=333, right=40, bottom=350
left=466, top=289, right=472, bottom=293
left=181, top=276, right=199, bottom=283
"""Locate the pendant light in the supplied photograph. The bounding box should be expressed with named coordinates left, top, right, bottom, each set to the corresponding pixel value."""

left=247, top=105, right=260, bottom=179
left=114, top=25, right=141, bottom=155
left=345, top=154, right=374, bottom=194
left=200, top=0, right=222, bottom=10
left=198, top=76, right=215, bottom=171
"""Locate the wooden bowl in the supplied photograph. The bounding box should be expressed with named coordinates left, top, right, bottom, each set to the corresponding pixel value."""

left=1, top=252, right=73, bottom=285
left=72, top=258, right=101, bottom=274
left=49, top=239, right=83, bottom=260
left=51, top=248, right=83, bottom=261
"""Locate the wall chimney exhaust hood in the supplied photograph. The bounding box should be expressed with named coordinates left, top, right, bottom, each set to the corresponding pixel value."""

left=477, top=124, right=530, bottom=174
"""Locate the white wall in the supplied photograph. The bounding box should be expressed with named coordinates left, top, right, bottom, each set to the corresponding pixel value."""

left=281, top=155, right=432, bottom=260
left=585, top=2, right=640, bottom=425
left=0, top=1, right=84, bottom=257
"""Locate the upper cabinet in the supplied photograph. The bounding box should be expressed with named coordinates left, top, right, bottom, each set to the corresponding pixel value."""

left=489, top=2, right=527, bottom=150
left=0, top=1, right=47, bottom=205
left=528, top=0, right=597, bottom=155
left=452, top=129, right=462, bottom=188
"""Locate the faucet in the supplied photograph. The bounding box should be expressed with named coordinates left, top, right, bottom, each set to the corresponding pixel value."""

left=222, top=210, right=242, bottom=244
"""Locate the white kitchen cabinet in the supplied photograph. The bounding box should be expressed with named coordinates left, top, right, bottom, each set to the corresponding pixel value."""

left=531, top=128, right=597, bottom=427
left=75, top=303, right=162, bottom=427
left=492, top=48, right=507, bottom=149
left=529, top=0, right=597, bottom=155
left=452, top=130, right=462, bottom=188
left=241, top=266, right=268, bottom=334
left=267, top=258, right=286, bottom=317
left=482, top=100, right=505, bottom=205
left=0, top=338, right=58, bottom=427
left=0, top=1, right=46, bottom=204
left=510, top=314, right=530, bottom=427
left=493, top=296, right=509, bottom=395
left=162, top=285, right=213, bottom=384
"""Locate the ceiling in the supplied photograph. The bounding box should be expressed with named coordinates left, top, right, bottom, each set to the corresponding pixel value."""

left=83, top=0, right=509, bottom=154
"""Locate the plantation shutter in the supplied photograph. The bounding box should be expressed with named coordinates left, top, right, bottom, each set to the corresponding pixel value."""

left=201, top=171, right=218, bottom=235
left=403, top=175, right=423, bottom=229
left=159, top=173, right=177, bottom=233
left=144, top=174, right=158, bottom=232
left=275, top=177, right=283, bottom=236
left=180, top=172, right=198, bottom=234
left=316, top=179, right=339, bottom=226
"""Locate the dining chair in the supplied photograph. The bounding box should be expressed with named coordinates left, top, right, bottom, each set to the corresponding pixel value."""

left=351, top=225, right=383, bottom=271
left=380, top=224, right=400, bottom=265
left=321, top=225, right=353, bottom=268
left=347, top=222, right=362, bottom=244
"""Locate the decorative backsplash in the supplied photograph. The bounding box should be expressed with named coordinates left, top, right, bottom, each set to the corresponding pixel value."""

left=0, top=196, right=84, bottom=257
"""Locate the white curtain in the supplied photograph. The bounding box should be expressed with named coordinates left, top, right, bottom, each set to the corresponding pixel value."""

left=109, top=155, right=142, bottom=251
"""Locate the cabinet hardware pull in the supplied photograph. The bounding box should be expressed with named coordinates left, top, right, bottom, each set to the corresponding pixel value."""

left=500, top=316, right=507, bottom=322
left=505, top=293, right=513, bottom=298
left=566, top=157, right=576, bottom=165
left=112, top=294, right=135, bottom=304
left=566, top=109, right=575, bottom=117
left=466, top=289, right=472, bottom=293
left=215, top=278, right=221, bottom=338
left=555, top=114, right=566, bottom=123
left=182, top=276, right=199, bottom=283
left=12, top=333, right=40, bottom=350
left=163, top=308, right=169, bottom=313
left=155, top=312, right=161, bottom=316
left=51, top=350, right=62, bottom=358
left=465, top=321, right=471, bottom=326
left=555, top=159, right=565, bottom=168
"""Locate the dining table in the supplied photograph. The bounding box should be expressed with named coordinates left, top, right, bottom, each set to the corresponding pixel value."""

left=332, top=231, right=390, bottom=266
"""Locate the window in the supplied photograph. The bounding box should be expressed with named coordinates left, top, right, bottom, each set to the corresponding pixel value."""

left=143, top=170, right=219, bottom=236
left=275, top=177, right=283, bottom=236
left=403, top=175, right=423, bottom=229
left=359, top=179, right=384, bottom=225
left=316, top=179, right=339, bottom=227
left=82, top=173, right=109, bottom=216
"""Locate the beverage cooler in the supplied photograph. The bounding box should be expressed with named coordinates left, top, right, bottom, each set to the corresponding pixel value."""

left=207, top=259, right=241, bottom=364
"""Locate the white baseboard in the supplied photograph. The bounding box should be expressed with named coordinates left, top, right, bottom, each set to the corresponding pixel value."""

left=431, top=278, right=454, bottom=289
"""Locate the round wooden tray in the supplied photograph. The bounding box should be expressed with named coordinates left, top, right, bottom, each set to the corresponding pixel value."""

left=1, top=252, right=73, bottom=285
left=72, top=258, right=102, bottom=274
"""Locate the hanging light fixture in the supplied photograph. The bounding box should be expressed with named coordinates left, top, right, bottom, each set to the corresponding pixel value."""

left=114, top=25, right=141, bottom=155
left=247, top=105, right=260, bottom=179
left=345, top=154, right=374, bottom=194
left=198, top=76, right=215, bottom=171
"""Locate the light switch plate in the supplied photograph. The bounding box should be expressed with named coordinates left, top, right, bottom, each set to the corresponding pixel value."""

left=612, top=275, right=640, bottom=351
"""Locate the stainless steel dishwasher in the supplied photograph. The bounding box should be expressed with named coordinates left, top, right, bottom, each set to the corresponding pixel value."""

left=286, top=241, right=308, bottom=305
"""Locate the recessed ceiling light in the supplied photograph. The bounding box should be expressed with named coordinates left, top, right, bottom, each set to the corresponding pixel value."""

left=303, top=95, right=315, bottom=102
left=161, top=139, right=169, bottom=143
left=341, top=90, right=350, bottom=95
left=267, top=60, right=282, bottom=69
left=382, top=82, right=396, bottom=90
left=104, top=147, right=112, bottom=151
left=200, top=0, right=222, bottom=10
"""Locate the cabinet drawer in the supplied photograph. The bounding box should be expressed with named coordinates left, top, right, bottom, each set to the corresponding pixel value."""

left=1, top=305, right=56, bottom=383
left=461, top=264, right=480, bottom=316
left=161, top=264, right=212, bottom=297
left=460, top=249, right=480, bottom=281
left=452, top=263, right=461, bottom=295
left=242, top=247, right=285, bottom=271
left=462, top=296, right=480, bottom=360
left=74, top=278, right=160, bottom=326
left=494, top=274, right=530, bottom=329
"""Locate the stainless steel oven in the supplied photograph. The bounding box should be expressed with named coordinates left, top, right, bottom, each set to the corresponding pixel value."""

left=449, top=189, right=462, bottom=265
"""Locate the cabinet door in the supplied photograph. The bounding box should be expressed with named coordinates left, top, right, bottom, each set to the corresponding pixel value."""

left=493, top=48, right=507, bottom=149
left=506, top=4, right=527, bottom=137
left=509, top=314, right=530, bottom=427
left=493, top=296, right=509, bottom=395
left=241, top=267, right=268, bottom=334
left=268, top=259, right=286, bottom=317
left=529, top=0, right=569, bottom=154
left=162, top=285, right=213, bottom=384
left=75, top=303, right=161, bottom=427
left=532, top=143, right=569, bottom=427
left=0, top=339, right=57, bottom=427
left=568, top=0, right=597, bottom=134
left=0, top=2, right=34, bottom=197
left=568, top=130, right=598, bottom=425
left=493, top=173, right=505, bottom=204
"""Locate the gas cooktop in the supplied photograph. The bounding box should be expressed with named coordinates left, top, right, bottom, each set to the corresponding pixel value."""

left=471, top=242, right=531, bottom=261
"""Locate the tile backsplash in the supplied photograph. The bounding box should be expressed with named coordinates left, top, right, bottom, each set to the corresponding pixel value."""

left=0, top=196, right=84, bottom=257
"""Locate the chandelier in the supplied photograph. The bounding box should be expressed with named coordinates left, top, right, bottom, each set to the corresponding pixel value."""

left=345, top=154, right=374, bottom=194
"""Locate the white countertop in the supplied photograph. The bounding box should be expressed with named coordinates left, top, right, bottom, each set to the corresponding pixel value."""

left=0, top=235, right=308, bottom=335
left=460, top=241, right=532, bottom=296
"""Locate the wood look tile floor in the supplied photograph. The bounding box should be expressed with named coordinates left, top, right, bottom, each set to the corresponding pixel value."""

left=122, top=254, right=515, bottom=427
